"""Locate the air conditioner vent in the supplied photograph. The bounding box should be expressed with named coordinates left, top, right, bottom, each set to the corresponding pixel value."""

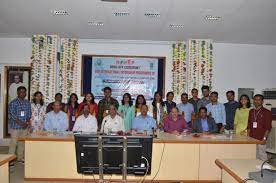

left=263, top=90, right=276, bottom=99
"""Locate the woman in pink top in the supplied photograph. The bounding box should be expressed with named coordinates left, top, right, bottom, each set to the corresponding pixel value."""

left=164, top=107, right=187, bottom=135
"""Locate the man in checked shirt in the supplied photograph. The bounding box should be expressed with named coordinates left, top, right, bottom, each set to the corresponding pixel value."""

left=8, top=86, right=31, bottom=163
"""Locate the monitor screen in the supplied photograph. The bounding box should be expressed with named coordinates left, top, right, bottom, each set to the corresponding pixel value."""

left=74, top=135, right=153, bottom=175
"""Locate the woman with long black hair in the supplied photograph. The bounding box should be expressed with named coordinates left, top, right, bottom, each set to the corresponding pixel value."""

left=30, top=91, right=46, bottom=132
left=78, top=92, right=98, bottom=118
left=64, top=93, right=79, bottom=131
left=152, top=91, right=166, bottom=127
left=118, top=93, right=135, bottom=131
left=234, top=94, right=251, bottom=135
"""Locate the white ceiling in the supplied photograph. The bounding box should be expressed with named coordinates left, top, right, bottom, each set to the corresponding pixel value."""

left=0, top=0, right=275, bottom=45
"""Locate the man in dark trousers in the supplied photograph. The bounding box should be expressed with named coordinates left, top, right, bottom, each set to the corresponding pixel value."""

left=248, top=94, right=272, bottom=160
left=224, top=90, right=239, bottom=132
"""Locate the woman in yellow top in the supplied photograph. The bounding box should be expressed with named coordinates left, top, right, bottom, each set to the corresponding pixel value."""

left=234, top=94, right=251, bottom=135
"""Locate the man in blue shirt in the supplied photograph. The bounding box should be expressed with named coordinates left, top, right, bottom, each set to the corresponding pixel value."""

left=44, top=101, right=68, bottom=132
left=177, top=93, right=194, bottom=126
left=192, top=107, right=218, bottom=133
left=8, top=86, right=31, bottom=163
left=132, top=104, right=157, bottom=134
left=206, top=92, right=226, bottom=133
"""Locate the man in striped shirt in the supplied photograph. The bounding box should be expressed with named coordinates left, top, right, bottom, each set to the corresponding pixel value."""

left=8, top=86, right=31, bottom=163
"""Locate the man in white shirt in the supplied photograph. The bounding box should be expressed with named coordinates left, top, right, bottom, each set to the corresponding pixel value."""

left=101, top=104, right=125, bottom=134
left=44, top=101, right=68, bottom=132
left=73, top=104, right=98, bottom=133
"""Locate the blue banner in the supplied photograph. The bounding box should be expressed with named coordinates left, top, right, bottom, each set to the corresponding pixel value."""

left=91, top=57, right=159, bottom=100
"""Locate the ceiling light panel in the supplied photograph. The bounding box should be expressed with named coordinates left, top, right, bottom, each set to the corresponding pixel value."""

left=88, top=21, right=104, bottom=26
left=205, top=15, right=221, bottom=21
left=144, top=12, right=161, bottom=18
left=113, top=12, right=130, bottom=17
left=52, top=10, right=68, bottom=16
left=169, top=24, right=185, bottom=28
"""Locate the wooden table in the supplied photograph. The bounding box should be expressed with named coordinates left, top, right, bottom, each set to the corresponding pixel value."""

left=0, top=154, right=16, bottom=183
left=215, top=159, right=274, bottom=183
left=20, top=132, right=262, bottom=182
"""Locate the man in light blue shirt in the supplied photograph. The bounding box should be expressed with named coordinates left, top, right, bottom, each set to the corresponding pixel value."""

left=132, top=104, right=157, bottom=134
left=44, top=101, right=68, bottom=132
left=177, top=93, right=194, bottom=125
left=206, top=91, right=226, bottom=133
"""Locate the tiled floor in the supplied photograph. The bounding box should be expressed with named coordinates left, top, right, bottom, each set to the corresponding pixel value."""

left=10, top=163, right=90, bottom=183
left=2, top=145, right=150, bottom=183
left=9, top=163, right=121, bottom=183
left=4, top=146, right=157, bottom=183
left=9, top=163, right=157, bottom=183
left=10, top=163, right=30, bottom=183
left=0, top=145, right=79, bottom=183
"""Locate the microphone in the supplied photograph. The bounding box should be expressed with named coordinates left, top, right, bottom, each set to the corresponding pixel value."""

left=102, top=120, right=107, bottom=135
left=152, top=127, right=157, bottom=138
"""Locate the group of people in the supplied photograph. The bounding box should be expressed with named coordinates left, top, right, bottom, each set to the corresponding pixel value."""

left=9, top=85, right=272, bottom=162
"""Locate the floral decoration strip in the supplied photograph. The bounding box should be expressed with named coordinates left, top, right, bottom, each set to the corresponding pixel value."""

left=172, top=42, right=187, bottom=95
left=31, top=35, right=58, bottom=104
left=59, top=38, right=79, bottom=102
left=188, top=39, right=213, bottom=96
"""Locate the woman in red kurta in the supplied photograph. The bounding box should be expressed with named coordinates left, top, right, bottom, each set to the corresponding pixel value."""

left=78, top=93, right=98, bottom=119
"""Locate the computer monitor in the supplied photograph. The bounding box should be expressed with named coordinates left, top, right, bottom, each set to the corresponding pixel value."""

left=74, top=135, right=153, bottom=175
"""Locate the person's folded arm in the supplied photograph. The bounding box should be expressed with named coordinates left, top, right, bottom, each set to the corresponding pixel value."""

left=9, top=102, right=18, bottom=121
